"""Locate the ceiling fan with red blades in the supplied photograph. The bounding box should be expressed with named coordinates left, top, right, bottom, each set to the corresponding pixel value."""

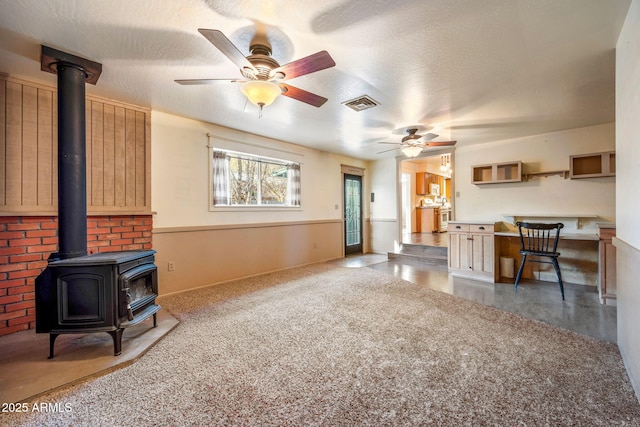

left=377, top=128, right=456, bottom=157
left=175, top=29, right=336, bottom=115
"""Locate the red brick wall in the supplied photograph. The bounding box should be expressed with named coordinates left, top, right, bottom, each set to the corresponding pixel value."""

left=0, top=214, right=153, bottom=337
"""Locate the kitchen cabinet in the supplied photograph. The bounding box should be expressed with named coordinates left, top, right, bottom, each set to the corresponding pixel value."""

left=448, top=221, right=498, bottom=282
left=416, top=207, right=438, bottom=232
left=416, top=172, right=445, bottom=195
left=416, top=172, right=430, bottom=195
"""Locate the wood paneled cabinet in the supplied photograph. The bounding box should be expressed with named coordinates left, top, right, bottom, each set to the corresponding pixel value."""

left=416, top=172, right=429, bottom=195
left=416, top=172, right=445, bottom=195
left=416, top=207, right=438, bottom=233
left=448, top=222, right=498, bottom=282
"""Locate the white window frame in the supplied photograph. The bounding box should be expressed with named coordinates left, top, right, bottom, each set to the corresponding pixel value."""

left=209, top=148, right=302, bottom=211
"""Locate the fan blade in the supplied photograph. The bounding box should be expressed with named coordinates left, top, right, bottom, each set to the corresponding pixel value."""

left=377, top=147, right=400, bottom=154
left=271, top=51, right=335, bottom=80
left=421, top=132, right=439, bottom=141
left=175, top=78, right=240, bottom=85
left=198, top=29, right=256, bottom=74
left=425, top=140, right=457, bottom=147
left=377, top=142, right=401, bottom=145
left=279, top=83, right=328, bottom=107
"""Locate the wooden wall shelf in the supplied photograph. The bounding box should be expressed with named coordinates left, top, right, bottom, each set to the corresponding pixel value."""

left=569, top=151, right=615, bottom=179
left=523, top=170, right=569, bottom=180
left=472, top=161, right=522, bottom=184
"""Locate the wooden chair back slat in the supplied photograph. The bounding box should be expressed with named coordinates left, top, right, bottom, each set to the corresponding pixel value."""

left=518, top=222, right=563, bottom=255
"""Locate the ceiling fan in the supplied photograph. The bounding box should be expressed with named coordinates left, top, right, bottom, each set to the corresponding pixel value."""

left=175, top=29, right=336, bottom=116
left=377, top=128, right=456, bottom=157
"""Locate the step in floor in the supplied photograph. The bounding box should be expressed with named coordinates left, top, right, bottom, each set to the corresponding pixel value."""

left=388, top=243, right=448, bottom=267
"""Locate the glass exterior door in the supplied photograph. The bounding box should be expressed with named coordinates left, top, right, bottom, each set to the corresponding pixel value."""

left=344, top=174, right=363, bottom=255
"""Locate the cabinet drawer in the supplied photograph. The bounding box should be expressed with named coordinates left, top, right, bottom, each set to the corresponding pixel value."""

left=470, top=224, right=493, bottom=233
left=450, top=223, right=470, bottom=232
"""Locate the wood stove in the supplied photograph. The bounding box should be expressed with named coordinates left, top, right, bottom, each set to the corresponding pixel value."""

left=36, top=250, right=160, bottom=358
left=34, top=46, right=160, bottom=358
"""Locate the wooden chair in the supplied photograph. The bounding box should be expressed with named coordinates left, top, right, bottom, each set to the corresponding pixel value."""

left=514, top=222, right=565, bottom=300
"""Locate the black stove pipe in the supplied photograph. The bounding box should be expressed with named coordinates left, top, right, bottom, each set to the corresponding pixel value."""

left=56, top=63, right=88, bottom=259
left=40, top=46, right=102, bottom=260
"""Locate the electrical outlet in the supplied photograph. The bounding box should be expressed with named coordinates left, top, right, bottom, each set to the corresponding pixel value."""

left=168, top=262, right=175, bottom=271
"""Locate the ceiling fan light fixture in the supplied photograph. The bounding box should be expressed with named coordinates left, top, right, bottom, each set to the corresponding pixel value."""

left=240, top=80, right=282, bottom=116
left=401, top=146, right=423, bottom=157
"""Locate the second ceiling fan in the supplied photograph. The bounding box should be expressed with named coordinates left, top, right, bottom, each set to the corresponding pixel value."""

left=377, top=128, right=456, bottom=157
left=175, top=29, right=336, bottom=115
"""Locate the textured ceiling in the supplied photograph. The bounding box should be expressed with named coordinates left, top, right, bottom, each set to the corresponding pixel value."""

left=0, top=0, right=631, bottom=160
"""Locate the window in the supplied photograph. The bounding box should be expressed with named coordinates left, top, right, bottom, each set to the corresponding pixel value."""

left=212, top=149, right=301, bottom=207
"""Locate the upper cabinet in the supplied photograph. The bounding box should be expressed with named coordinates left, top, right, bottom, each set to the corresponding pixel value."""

left=416, top=172, right=428, bottom=194
left=472, top=161, right=522, bottom=185
left=416, top=172, right=446, bottom=195
left=569, top=151, right=615, bottom=179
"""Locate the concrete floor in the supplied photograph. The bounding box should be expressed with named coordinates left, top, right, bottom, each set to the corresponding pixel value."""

left=334, top=253, right=617, bottom=344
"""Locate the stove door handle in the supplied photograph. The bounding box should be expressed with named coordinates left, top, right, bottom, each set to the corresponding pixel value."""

left=122, top=287, right=134, bottom=321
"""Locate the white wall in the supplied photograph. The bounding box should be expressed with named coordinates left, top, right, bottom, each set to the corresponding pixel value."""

left=368, top=124, right=616, bottom=253
left=616, top=1, right=640, bottom=248
left=151, top=111, right=368, bottom=228
left=454, top=123, right=616, bottom=226
left=401, top=161, right=419, bottom=233
left=369, top=156, right=400, bottom=253
left=150, top=110, right=372, bottom=293
left=615, top=0, right=640, bottom=400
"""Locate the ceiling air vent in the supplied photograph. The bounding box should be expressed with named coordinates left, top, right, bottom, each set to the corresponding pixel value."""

left=343, top=95, right=380, bottom=112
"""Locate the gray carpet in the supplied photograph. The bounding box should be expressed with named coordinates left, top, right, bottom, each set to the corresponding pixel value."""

left=3, top=263, right=640, bottom=426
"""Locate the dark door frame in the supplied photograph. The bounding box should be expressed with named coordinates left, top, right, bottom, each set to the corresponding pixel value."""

left=344, top=173, right=363, bottom=255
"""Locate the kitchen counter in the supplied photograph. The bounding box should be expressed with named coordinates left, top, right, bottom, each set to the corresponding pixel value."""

left=449, top=220, right=496, bottom=225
